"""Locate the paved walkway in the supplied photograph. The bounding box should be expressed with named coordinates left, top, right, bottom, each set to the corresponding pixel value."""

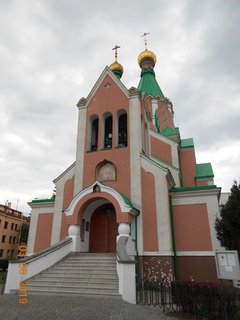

left=0, top=294, right=194, bottom=320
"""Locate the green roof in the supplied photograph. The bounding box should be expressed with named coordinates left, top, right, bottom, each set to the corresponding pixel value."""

left=170, top=185, right=217, bottom=192
left=32, top=198, right=55, bottom=203
left=175, top=127, right=180, bottom=135
left=154, top=109, right=160, bottom=133
left=196, top=163, right=214, bottom=178
left=180, top=138, right=194, bottom=149
left=137, top=68, right=164, bottom=98
left=118, top=192, right=133, bottom=208
left=161, top=127, right=178, bottom=137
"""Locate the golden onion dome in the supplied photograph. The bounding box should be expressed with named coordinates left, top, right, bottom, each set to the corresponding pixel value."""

left=109, top=59, right=124, bottom=79
left=109, top=60, right=124, bottom=73
left=138, top=49, right=157, bottom=67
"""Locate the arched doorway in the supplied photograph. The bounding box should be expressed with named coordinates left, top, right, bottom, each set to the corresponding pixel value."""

left=89, top=204, right=118, bottom=253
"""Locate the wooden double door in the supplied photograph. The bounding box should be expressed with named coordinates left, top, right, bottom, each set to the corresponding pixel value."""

left=89, top=204, right=118, bottom=253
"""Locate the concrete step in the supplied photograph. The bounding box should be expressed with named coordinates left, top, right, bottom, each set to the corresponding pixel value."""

left=27, top=284, right=119, bottom=294
left=27, top=282, right=118, bottom=290
left=51, top=264, right=116, bottom=270
left=28, top=278, right=118, bottom=285
left=33, top=273, right=118, bottom=280
left=63, top=260, right=116, bottom=264
left=26, top=253, right=119, bottom=297
left=26, top=288, right=120, bottom=296
left=56, top=260, right=115, bottom=264
left=68, top=255, right=115, bottom=260
left=43, top=270, right=117, bottom=276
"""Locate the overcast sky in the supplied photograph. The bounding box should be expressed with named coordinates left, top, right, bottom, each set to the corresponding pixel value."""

left=0, top=0, right=239, bottom=214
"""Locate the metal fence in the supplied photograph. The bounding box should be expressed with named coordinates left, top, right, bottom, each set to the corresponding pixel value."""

left=136, top=280, right=240, bottom=320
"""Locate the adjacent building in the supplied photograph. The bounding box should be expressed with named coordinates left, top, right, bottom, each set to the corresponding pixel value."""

left=0, top=202, right=30, bottom=260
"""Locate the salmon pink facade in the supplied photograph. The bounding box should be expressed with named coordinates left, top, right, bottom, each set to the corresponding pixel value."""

left=27, top=47, right=222, bottom=283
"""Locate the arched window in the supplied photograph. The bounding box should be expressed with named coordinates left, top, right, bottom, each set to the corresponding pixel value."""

left=117, top=110, right=127, bottom=147
left=103, top=112, right=113, bottom=149
left=89, top=115, right=99, bottom=151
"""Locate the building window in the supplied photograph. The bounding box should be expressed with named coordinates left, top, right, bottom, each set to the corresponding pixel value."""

left=11, top=249, right=14, bottom=257
left=13, top=236, right=16, bottom=244
left=103, top=113, right=113, bottom=149
left=7, top=250, right=11, bottom=257
left=9, top=236, right=12, bottom=244
left=89, top=115, right=99, bottom=151
left=0, top=249, right=3, bottom=257
left=11, top=223, right=14, bottom=230
left=15, top=224, right=18, bottom=231
left=117, top=111, right=127, bottom=147
left=2, top=235, right=6, bottom=243
left=4, top=221, right=8, bottom=229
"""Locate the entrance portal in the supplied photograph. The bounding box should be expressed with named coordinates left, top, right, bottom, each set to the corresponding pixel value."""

left=89, top=204, right=118, bottom=253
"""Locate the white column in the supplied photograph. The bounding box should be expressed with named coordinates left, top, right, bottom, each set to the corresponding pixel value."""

left=68, top=225, right=81, bottom=252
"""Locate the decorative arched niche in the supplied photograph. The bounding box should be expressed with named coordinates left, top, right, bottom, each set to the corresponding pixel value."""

left=96, top=160, right=116, bottom=182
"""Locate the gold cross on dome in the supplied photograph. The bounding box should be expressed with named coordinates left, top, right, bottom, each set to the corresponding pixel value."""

left=141, top=32, right=150, bottom=50
left=112, top=45, right=121, bottom=61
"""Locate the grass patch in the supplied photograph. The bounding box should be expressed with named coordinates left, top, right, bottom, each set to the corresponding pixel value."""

left=0, top=271, right=7, bottom=284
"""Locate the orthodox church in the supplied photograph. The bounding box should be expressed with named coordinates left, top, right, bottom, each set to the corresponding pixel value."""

left=26, top=39, right=222, bottom=290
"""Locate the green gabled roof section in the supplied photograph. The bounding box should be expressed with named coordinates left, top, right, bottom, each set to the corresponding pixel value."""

left=32, top=198, right=55, bottom=203
left=137, top=68, right=164, bottom=98
left=161, top=127, right=179, bottom=137
left=196, top=163, right=214, bottom=179
left=170, top=185, right=218, bottom=192
left=154, top=109, right=160, bottom=133
left=180, top=138, right=194, bottom=149
left=118, top=192, right=133, bottom=208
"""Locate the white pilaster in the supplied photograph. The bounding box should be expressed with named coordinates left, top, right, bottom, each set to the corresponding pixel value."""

left=74, top=105, right=87, bottom=195
left=129, top=94, right=143, bottom=255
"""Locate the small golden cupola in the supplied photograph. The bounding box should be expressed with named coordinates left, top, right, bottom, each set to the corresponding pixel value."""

left=109, top=45, right=124, bottom=79
left=138, top=32, right=157, bottom=69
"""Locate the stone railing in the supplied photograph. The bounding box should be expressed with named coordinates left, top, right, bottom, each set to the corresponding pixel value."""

left=116, top=223, right=136, bottom=304
left=4, top=238, right=73, bottom=294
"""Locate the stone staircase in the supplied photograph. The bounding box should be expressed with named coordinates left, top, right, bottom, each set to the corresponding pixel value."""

left=25, top=253, right=120, bottom=296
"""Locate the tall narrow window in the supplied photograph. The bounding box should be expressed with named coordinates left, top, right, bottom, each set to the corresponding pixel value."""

left=89, top=115, right=99, bottom=151
left=144, top=123, right=149, bottom=155
left=103, top=113, right=113, bottom=149
left=118, top=112, right=127, bottom=147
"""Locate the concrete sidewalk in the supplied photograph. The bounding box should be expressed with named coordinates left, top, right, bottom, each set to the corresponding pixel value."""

left=0, top=294, right=193, bottom=320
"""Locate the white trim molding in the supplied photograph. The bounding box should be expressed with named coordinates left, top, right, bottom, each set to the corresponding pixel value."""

left=176, top=251, right=215, bottom=256
left=144, top=251, right=174, bottom=256
left=64, top=181, right=135, bottom=216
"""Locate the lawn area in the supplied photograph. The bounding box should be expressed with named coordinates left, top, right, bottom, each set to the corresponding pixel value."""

left=0, top=271, right=7, bottom=284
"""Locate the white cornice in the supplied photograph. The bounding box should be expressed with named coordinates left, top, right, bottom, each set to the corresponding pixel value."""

left=53, top=162, right=76, bottom=184
left=171, top=187, right=221, bottom=199
left=28, top=201, right=55, bottom=209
